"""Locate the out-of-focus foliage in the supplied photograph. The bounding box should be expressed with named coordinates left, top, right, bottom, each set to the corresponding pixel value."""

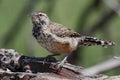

left=0, top=0, right=120, bottom=75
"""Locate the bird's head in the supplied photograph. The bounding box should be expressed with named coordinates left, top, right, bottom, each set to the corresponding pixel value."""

left=31, top=11, right=50, bottom=27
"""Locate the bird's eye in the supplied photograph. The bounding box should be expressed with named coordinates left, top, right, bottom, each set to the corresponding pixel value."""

left=39, top=14, right=42, bottom=16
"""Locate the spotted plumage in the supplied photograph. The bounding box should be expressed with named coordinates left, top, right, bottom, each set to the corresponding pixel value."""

left=49, top=22, right=81, bottom=38
left=31, top=11, right=115, bottom=69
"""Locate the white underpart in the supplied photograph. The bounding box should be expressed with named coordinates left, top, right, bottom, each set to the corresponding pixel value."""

left=108, top=42, right=112, bottom=45
left=101, top=40, right=105, bottom=46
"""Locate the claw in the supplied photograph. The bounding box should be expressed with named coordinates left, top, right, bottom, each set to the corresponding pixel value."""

left=55, top=56, right=68, bottom=73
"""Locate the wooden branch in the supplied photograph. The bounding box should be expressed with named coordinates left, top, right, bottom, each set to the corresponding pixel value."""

left=81, top=57, right=120, bottom=76
left=1, top=70, right=120, bottom=80
left=0, top=48, right=120, bottom=80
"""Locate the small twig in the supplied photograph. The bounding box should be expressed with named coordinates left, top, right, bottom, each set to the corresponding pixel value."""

left=104, top=0, right=120, bottom=16
left=81, top=57, right=120, bottom=76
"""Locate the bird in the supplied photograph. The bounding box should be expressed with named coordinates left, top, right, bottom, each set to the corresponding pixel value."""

left=31, top=11, right=115, bottom=70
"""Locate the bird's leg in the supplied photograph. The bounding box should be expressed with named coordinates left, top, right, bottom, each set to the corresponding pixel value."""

left=56, top=56, right=68, bottom=69
left=56, top=53, right=72, bottom=73
left=57, top=52, right=73, bottom=69
left=56, top=52, right=73, bottom=73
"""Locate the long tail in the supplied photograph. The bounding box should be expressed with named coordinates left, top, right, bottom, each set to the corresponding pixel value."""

left=79, top=36, right=115, bottom=47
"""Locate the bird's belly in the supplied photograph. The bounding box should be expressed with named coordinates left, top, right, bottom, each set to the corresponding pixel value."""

left=45, top=41, right=74, bottom=54
left=37, top=32, right=78, bottom=54
left=38, top=38, right=75, bottom=54
left=46, top=41, right=75, bottom=54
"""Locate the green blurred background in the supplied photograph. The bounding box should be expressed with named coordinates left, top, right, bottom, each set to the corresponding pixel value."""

left=0, top=0, right=120, bottom=75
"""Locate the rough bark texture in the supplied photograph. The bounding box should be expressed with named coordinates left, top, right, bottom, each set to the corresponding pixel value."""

left=1, top=70, right=120, bottom=80
left=0, top=48, right=120, bottom=80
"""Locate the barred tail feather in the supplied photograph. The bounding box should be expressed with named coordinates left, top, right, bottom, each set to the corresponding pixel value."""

left=79, top=36, right=115, bottom=47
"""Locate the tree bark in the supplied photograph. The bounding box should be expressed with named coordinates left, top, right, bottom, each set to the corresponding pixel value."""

left=0, top=48, right=120, bottom=80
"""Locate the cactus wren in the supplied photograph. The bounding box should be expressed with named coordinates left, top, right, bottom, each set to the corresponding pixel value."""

left=31, top=11, right=115, bottom=69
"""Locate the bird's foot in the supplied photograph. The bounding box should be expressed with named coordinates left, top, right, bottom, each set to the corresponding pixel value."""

left=55, top=56, right=68, bottom=73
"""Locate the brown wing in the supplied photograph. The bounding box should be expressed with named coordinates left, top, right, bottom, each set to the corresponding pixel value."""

left=49, top=22, right=81, bottom=38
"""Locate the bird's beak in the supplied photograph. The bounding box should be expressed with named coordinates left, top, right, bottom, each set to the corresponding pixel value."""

left=30, top=12, right=36, bottom=17
left=30, top=12, right=37, bottom=21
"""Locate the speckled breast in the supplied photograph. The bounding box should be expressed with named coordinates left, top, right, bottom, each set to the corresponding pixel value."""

left=37, top=34, right=74, bottom=55
left=32, top=26, right=75, bottom=55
